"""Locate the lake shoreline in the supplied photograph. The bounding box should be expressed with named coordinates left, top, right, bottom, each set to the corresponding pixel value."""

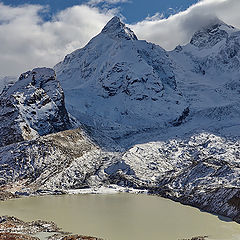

left=0, top=192, right=239, bottom=240
left=0, top=215, right=209, bottom=240
left=1, top=184, right=239, bottom=227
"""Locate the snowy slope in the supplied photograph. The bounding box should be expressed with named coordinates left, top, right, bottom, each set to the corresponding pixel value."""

left=169, top=19, right=240, bottom=136
left=54, top=17, right=188, bottom=138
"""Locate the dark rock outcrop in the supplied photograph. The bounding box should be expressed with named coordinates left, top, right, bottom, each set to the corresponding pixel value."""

left=0, top=216, right=103, bottom=240
left=0, top=233, right=39, bottom=240
left=0, top=68, right=71, bottom=147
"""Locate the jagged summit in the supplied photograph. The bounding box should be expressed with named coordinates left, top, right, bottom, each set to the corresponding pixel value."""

left=101, top=16, right=138, bottom=41
left=199, top=17, right=233, bottom=30
left=3, top=68, right=55, bottom=96
left=190, top=18, right=237, bottom=48
left=54, top=15, right=187, bottom=138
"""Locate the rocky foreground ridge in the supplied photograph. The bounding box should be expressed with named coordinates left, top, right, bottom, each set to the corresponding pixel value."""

left=1, top=17, right=240, bottom=225
left=0, top=216, right=102, bottom=240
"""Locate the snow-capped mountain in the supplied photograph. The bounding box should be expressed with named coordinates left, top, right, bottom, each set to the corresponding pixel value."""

left=170, top=19, right=240, bottom=136
left=174, top=19, right=240, bottom=74
left=53, top=17, right=240, bottom=222
left=1, top=17, right=240, bottom=223
left=54, top=17, right=240, bottom=142
left=54, top=16, right=188, bottom=138
left=0, top=68, right=71, bottom=147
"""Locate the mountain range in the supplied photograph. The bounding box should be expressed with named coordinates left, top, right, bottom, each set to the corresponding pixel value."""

left=1, top=16, right=240, bottom=223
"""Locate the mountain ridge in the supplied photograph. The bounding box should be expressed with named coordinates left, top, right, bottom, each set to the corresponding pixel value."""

left=1, top=17, right=240, bottom=225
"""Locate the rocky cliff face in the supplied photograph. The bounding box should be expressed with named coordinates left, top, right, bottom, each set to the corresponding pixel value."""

left=0, top=68, right=71, bottom=147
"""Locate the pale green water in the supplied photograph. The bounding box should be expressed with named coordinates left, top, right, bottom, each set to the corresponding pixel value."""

left=0, top=193, right=240, bottom=240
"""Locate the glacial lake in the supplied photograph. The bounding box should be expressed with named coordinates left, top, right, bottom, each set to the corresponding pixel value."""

left=0, top=193, right=240, bottom=240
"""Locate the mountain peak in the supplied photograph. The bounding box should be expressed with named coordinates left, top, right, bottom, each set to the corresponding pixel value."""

left=190, top=18, right=237, bottom=48
left=200, top=18, right=236, bottom=34
left=101, top=16, right=138, bottom=41
left=103, top=16, right=121, bottom=29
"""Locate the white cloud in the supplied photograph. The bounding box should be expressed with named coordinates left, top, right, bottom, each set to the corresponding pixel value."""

left=0, top=0, right=240, bottom=77
left=0, top=3, right=114, bottom=76
left=144, top=12, right=164, bottom=22
left=131, top=0, right=240, bottom=50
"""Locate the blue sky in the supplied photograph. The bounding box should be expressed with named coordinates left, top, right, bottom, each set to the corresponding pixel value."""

left=1, top=0, right=199, bottom=23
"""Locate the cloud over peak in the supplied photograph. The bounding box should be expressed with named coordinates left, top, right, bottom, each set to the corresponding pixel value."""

left=131, top=0, right=240, bottom=50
